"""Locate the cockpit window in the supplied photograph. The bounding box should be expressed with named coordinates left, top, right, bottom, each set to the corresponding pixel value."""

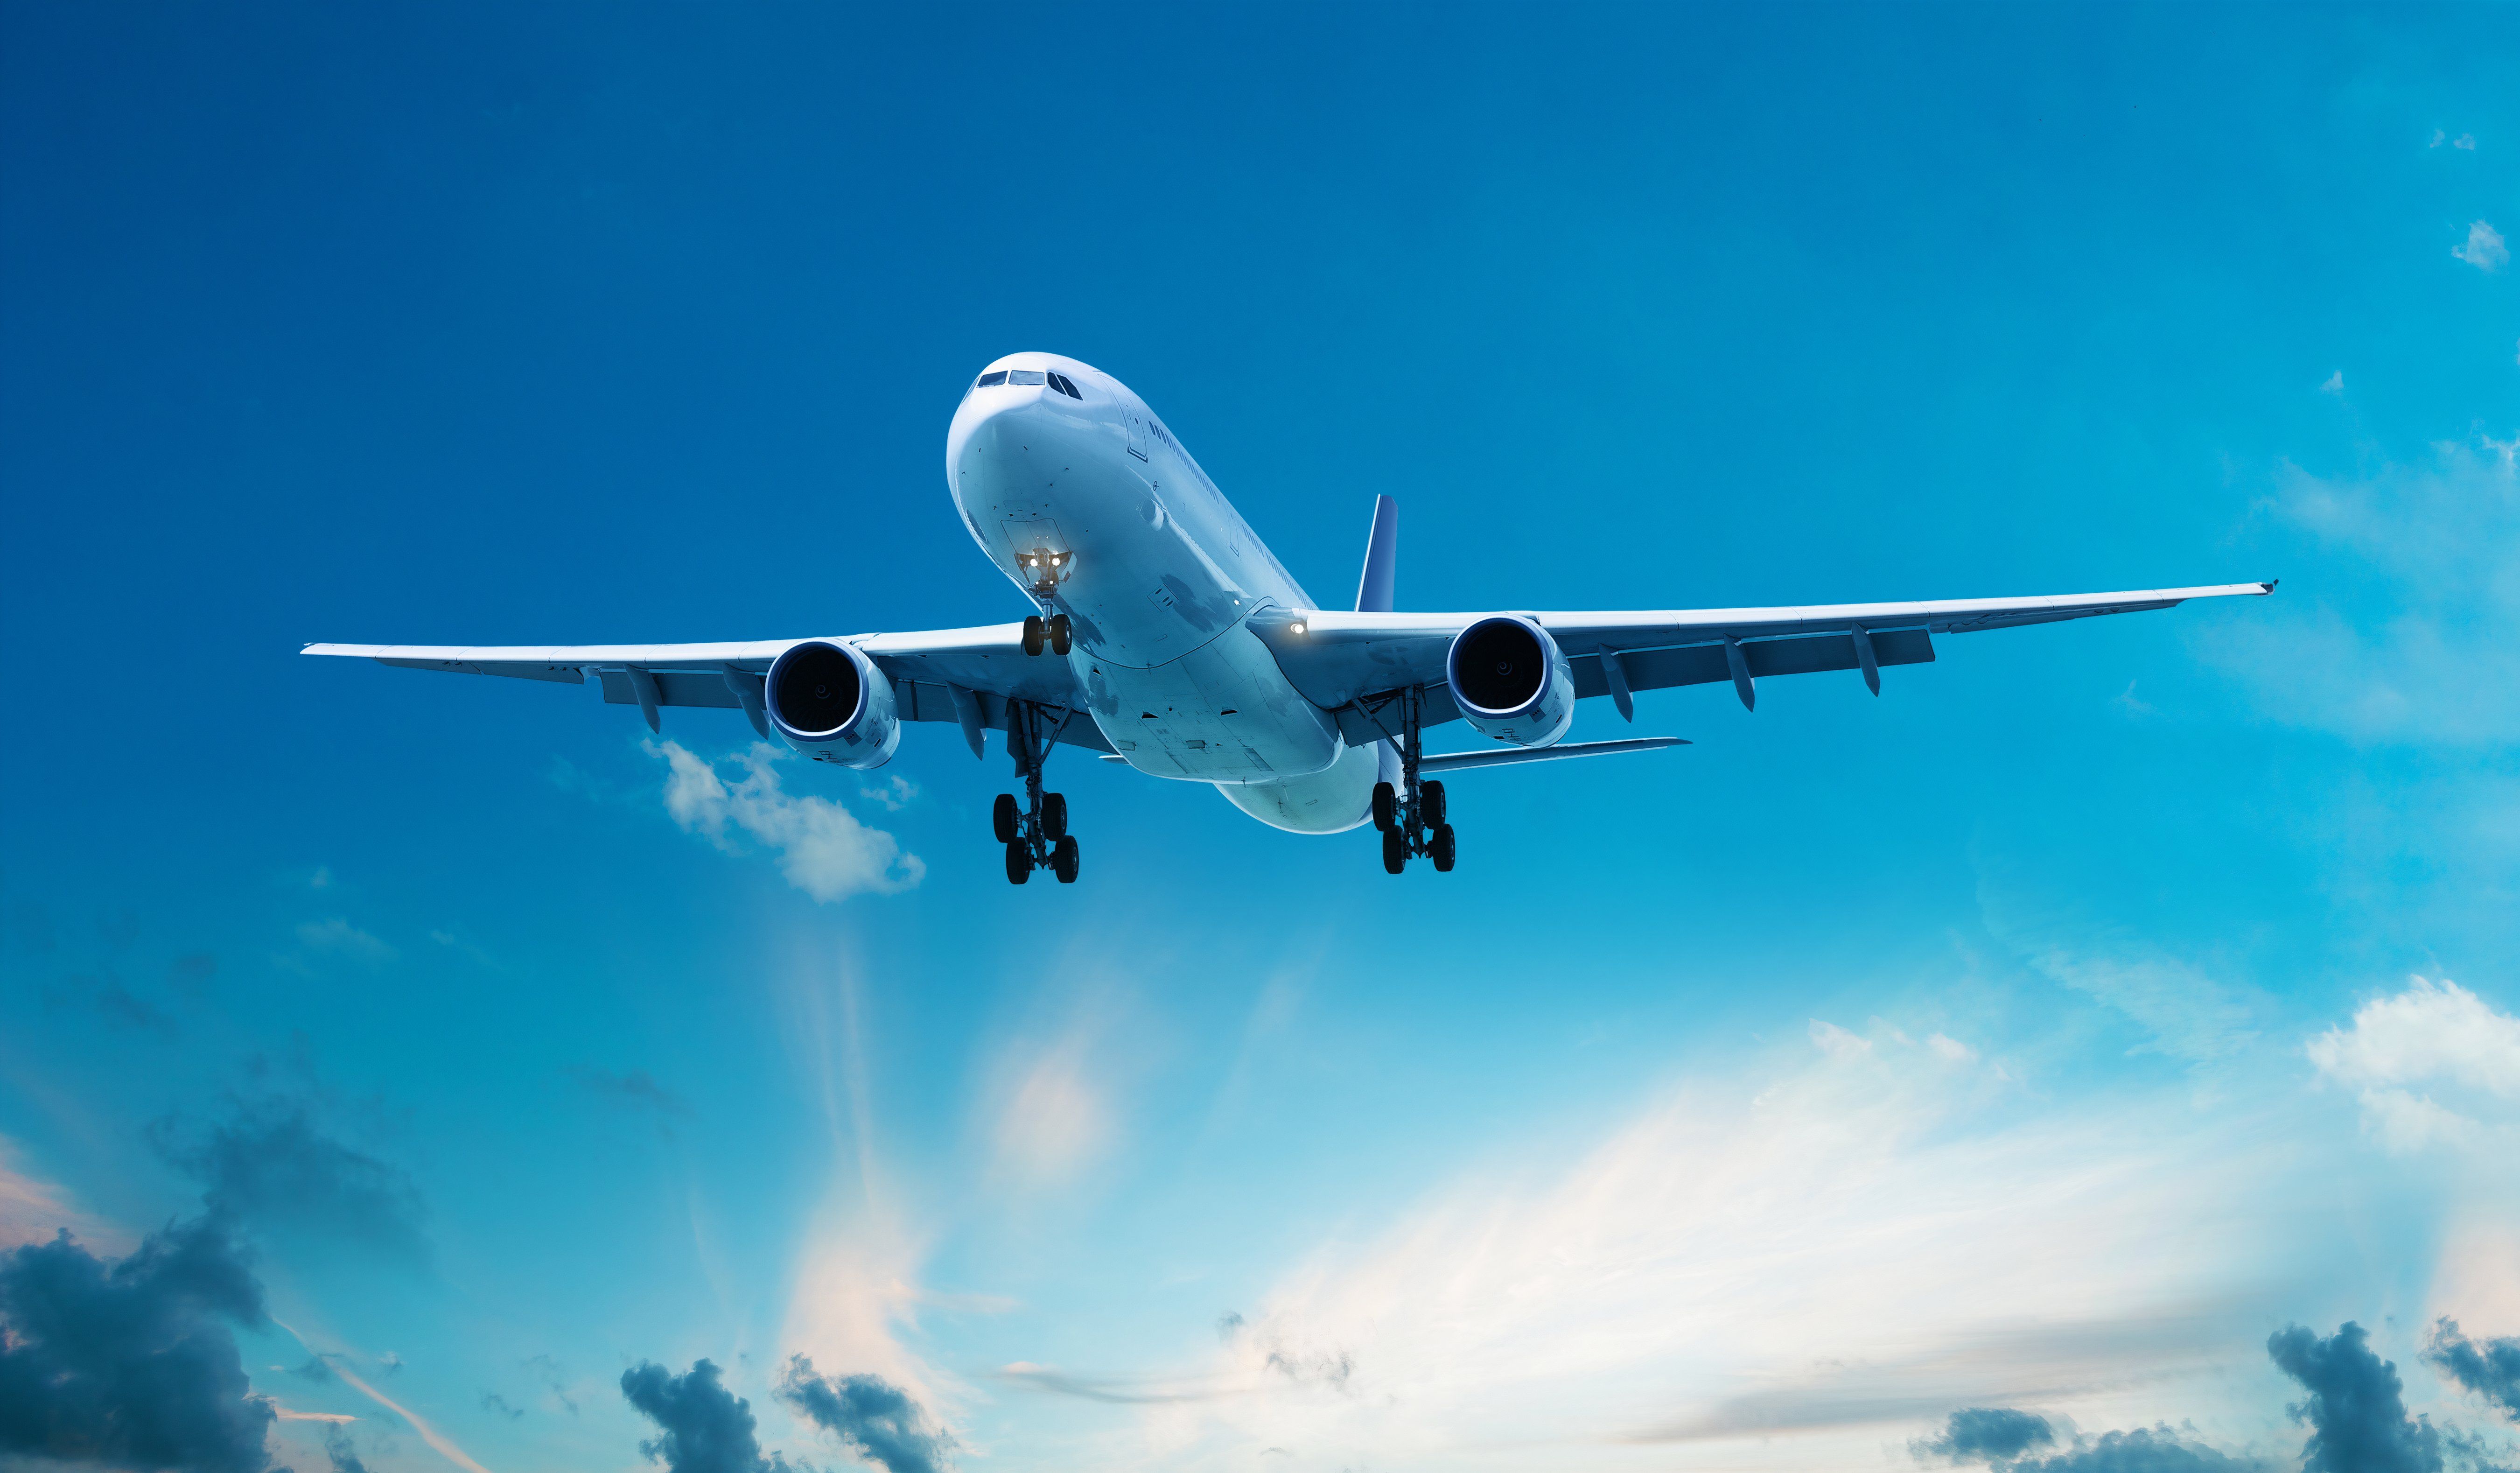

left=1050, top=373, right=1081, bottom=398
left=1008, top=369, right=1047, bottom=386
left=976, top=370, right=1008, bottom=387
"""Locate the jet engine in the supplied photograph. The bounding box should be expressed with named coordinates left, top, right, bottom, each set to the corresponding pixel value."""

left=1446, top=615, right=1575, bottom=748
left=765, top=640, right=901, bottom=768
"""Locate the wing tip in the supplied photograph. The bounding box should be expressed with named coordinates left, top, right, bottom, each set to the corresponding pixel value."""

left=2260, top=579, right=2279, bottom=593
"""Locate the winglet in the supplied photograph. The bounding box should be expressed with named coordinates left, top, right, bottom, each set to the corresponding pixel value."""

left=2261, top=580, right=2278, bottom=593
left=1354, top=496, right=1398, bottom=614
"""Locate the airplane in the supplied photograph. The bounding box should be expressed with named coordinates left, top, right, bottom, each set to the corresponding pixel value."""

left=307, top=352, right=2275, bottom=884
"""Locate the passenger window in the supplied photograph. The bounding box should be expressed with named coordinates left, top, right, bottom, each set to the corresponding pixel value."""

left=977, top=370, right=1007, bottom=386
left=1009, top=369, right=1047, bottom=386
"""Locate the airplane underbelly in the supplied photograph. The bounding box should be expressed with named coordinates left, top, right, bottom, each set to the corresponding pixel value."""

left=1083, top=626, right=1343, bottom=783
left=1218, top=741, right=1379, bottom=834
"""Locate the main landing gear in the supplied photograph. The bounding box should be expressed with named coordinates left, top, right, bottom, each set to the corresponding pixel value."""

left=1366, top=687, right=1457, bottom=875
left=1021, top=613, right=1072, bottom=657
left=994, top=699, right=1080, bottom=884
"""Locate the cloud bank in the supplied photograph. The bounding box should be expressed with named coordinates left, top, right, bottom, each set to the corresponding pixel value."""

left=651, top=741, right=924, bottom=902
left=2307, top=977, right=2520, bottom=1154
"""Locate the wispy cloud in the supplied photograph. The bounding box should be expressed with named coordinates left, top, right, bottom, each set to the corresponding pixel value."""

left=1121, top=1024, right=2311, bottom=1466
left=2453, top=221, right=2508, bottom=272
left=2202, top=435, right=2520, bottom=745
left=650, top=741, right=924, bottom=901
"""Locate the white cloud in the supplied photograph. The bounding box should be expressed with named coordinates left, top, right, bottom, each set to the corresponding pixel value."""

left=2453, top=220, right=2508, bottom=271
left=295, top=917, right=392, bottom=963
left=2307, top=976, right=2520, bottom=1155
left=2319, top=370, right=2344, bottom=395
left=1118, top=1026, right=2309, bottom=1470
left=2456, top=133, right=2478, bottom=151
left=650, top=741, right=923, bottom=901
left=2201, top=435, right=2520, bottom=744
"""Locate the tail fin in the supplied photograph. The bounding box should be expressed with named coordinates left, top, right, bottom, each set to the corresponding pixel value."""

left=1354, top=495, right=1397, bottom=613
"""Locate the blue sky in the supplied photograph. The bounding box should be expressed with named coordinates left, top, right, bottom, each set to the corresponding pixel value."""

left=2, top=5, right=2517, bottom=1472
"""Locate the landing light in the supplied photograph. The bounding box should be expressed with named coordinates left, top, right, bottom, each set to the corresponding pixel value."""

left=1290, top=620, right=1307, bottom=635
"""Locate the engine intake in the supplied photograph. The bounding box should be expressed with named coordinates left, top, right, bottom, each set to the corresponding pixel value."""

left=766, top=640, right=901, bottom=768
left=1446, top=616, right=1574, bottom=748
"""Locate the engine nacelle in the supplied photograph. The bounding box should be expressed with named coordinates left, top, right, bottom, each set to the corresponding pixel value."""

left=765, top=640, right=900, bottom=768
left=1446, top=615, right=1575, bottom=748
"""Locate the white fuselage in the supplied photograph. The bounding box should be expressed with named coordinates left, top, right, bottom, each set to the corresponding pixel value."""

left=945, top=353, right=1382, bottom=833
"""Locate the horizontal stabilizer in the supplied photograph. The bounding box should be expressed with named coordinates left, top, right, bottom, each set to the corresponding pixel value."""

left=1420, top=736, right=1687, bottom=773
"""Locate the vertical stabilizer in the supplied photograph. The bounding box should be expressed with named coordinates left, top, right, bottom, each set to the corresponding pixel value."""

left=1354, top=495, right=1398, bottom=613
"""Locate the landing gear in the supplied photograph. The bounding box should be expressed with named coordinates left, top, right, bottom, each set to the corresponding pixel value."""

left=1021, top=613, right=1073, bottom=658
left=995, top=700, right=1083, bottom=884
left=1362, top=687, right=1462, bottom=875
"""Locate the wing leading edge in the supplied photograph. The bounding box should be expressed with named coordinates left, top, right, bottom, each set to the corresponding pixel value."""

left=300, top=628, right=1109, bottom=754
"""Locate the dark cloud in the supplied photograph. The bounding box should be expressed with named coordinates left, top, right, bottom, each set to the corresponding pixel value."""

left=1915, top=1409, right=2058, bottom=1463
left=621, top=1358, right=795, bottom=1473
left=152, top=1098, right=428, bottom=1264
left=41, top=972, right=178, bottom=1034
left=2014, top=1426, right=2256, bottom=1471
left=169, top=953, right=219, bottom=996
left=1216, top=1312, right=1245, bottom=1341
left=2429, top=1321, right=2520, bottom=1422
left=570, top=1068, right=694, bottom=1122
left=289, top=1355, right=336, bottom=1382
left=777, top=1356, right=954, bottom=1473
left=324, top=1424, right=370, bottom=1473
left=378, top=1352, right=403, bottom=1377
left=526, top=1354, right=578, bottom=1415
left=483, top=1392, right=524, bottom=1420
left=0, top=1217, right=285, bottom=1473
left=2270, top=1322, right=2443, bottom=1473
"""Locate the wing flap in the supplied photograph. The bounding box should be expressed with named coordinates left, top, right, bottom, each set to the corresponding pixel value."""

left=1575, top=628, right=1935, bottom=699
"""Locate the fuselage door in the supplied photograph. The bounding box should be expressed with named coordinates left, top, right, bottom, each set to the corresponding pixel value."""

left=1123, top=405, right=1149, bottom=462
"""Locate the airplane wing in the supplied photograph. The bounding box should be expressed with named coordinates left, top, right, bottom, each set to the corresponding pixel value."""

left=1248, top=581, right=2275, bottom=742
left=300, top=626, right=1112, bottom=755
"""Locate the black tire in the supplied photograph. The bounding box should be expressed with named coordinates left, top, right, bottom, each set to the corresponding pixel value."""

left=1382, top=826, right=1409, bottom=874
left=1041, top=792, right=1067, bottom=841
left=1431, top=822, right=1456, bottom=872
left=1422, top=780, right=1447, bottom=828
left=1371, top=782, right=1396, bottom=831
left=1052, top=835, right=1080, bottom=884
left=993, top=793, right=1020, bottom=844
left=1048, top=614, right=1073, bottom=656
left=1021, top=615, right=1046, bottom=656
left=1005, top=839, right=1031, bottom=884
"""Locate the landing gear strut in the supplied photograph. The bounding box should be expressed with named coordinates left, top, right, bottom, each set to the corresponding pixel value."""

left=994, top=699, right=1081, bottom=884
left=1366, top=687, right=1457, bottom=875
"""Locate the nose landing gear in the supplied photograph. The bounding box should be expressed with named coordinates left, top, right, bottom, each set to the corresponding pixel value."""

left=1020, top=613, right=1073, bottom=657
left=1367, top=687, right=1458, bottom=875
left=994, top=700, right=1081, bottom=884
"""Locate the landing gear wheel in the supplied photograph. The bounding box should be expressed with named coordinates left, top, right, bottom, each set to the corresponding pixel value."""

left=1048, top=614, right=1073, bottom=656
left=993, top=793, right=1020, bottom=844
left=1371, top=782, right=1397, bottom=832
left=1051, top=835, right=1080, bottom=884
left=1382, top=826, right=1409, bottom=874
left=1022, top=615, right=1046, bottom=656
left=1004, top=838, right=1032, bottom=884
left=1041, top=792, right=1068, bottom=841
left=1421, top=780, right=1447, bottom=828
left=1430, top=822, right=1456, bottom=872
